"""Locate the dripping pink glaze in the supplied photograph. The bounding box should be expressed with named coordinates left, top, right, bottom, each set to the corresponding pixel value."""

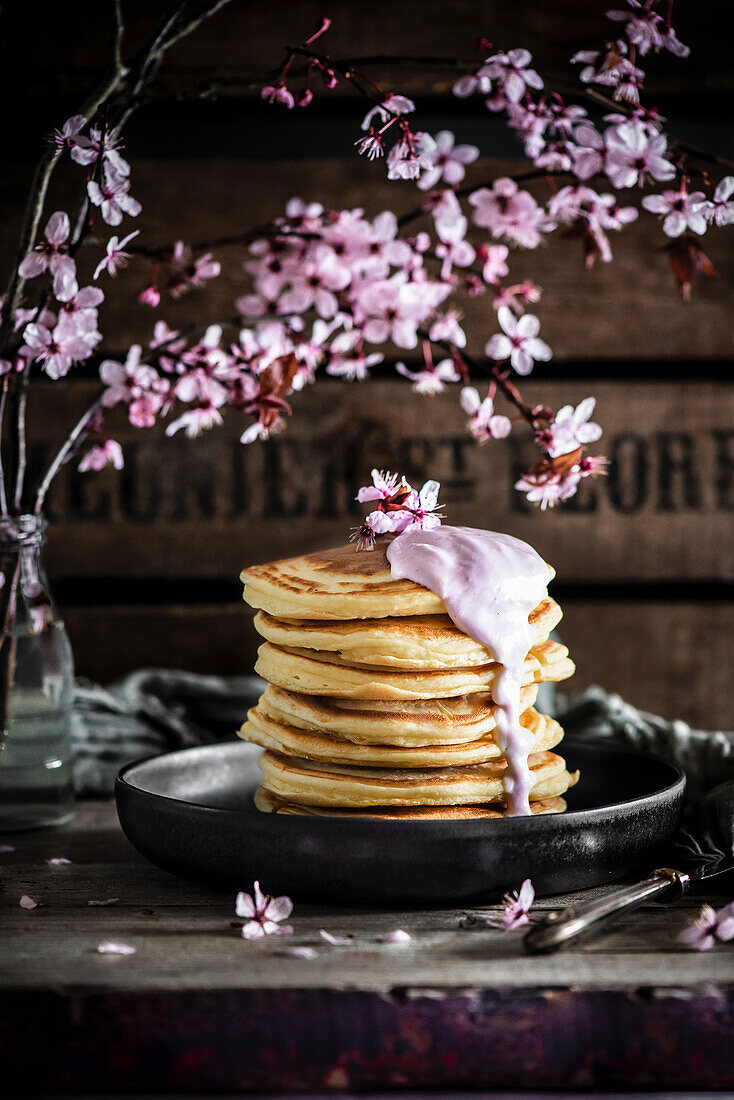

left=386, top=525, right=553, bottom=816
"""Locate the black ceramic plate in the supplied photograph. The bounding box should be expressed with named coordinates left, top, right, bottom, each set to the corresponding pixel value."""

left=116, top=740, right=685, bottom=905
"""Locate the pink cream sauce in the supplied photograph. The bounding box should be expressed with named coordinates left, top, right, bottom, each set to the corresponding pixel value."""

left=386, top=525, right=552, bottom=816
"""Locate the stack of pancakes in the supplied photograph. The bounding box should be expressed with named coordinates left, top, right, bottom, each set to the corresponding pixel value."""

left=239, top=541, right=578, bottom=818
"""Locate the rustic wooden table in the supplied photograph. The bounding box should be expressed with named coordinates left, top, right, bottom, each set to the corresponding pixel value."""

left=1, top=800, right=733, bottom=1094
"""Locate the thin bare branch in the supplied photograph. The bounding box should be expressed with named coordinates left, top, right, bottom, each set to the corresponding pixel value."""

left=34, top=401, right=103, bottom=515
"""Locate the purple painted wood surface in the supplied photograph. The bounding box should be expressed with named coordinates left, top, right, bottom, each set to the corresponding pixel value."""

left=3, top=986, right=734, bottom=1093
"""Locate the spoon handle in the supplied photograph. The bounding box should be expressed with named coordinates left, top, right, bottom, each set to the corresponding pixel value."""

left=523, top=867, right=691, bottom=954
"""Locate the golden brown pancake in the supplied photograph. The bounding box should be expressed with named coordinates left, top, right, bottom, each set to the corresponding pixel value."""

left=242, top=540, right=555, bottom=621
left=252, top=597, right=562, bottom=669
left=239, top=704, right=564, bottom=766
left=255, top=787, right=568, bottom=818
left=257, top=747, right=578, bottom=808
left=255, top=638, right=574, bottom=700
left=257, top=683, right=539, bottom=745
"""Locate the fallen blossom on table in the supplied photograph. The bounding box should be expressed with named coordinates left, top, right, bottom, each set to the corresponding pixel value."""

left=282, top=945, right=318, bottom=959
left=45, top=858, right=72, bottom=866
left=319, top=929, right=355, bottom=946
left=19, top=896, right=38, bottom=910
left=486, top=878, right=536, bottom=931
left=678, top=901, right=734, bottom=951
left=88, top=898, right=119, bottom=907
left=0, top=845, right=16, bottom=853
left=97, top=942, right=137, bottom=955
left=236, top=881, right=293, bottom=939
left=379, top=929, right=412, bottom=944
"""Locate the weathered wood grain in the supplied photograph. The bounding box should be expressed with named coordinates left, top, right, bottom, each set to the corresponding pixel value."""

left=2, top=158, right=733, bottom=360
left=30, top=379, right=734, bottom=583
left=5, top=0, right=733, bottom=99
left=0, top=800, right=731, bottom=995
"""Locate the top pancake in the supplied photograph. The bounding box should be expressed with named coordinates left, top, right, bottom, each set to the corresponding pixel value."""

left=242, top=540, right=555, bottom=621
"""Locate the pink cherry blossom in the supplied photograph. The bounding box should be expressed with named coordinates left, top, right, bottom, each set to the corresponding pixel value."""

left=642, top=186, right=708, bottom=237
left=45, top=857, right=72, bottom=866
left=18, top=211, right=72, bottom=279
left=236, top=881, right=293, bottom=939
left=23, top=317, right=93, bottom=379
left=678, top=902, right=734, bottom=951
left=386, top=131, right=437, bottom=182
left=357, top=468, right=405, bottom=504
left=486, top=306, right=552, bottom=375
left=477, top=243, right=510, bottom=285
left=460, top=386, right=512, bottom=441
left=539, top=398, right=602, bottom=457
left=357, top=276, right=440, bottom=349
left=606, top=1, right=672, bottom=56
left=429, top=310, right=467, bottom=348
left=78, top=440, right=124, bottom=472
left=100, top=345, right=167, bottom=427
left=696, top=177, right=734, bottom=227
left=605, top=120, right=675, bottom=188
left=355, top=131, right=385, bottom=160
left=87, top=167, right=141, bottom=226
left=93, top=230, right=140, bottom=279
left=468, top=178, right=554, bottom=248
left=486, top=878, right=535, bottom=930
left=572, top=41, right=645, bottom=101
left=515, top=467, right=581, bottom=509
left=49, top=114, right=87, bottom=153
left=379, top=479, right=443, bottom=534
left=452, top=66, right=493, bottom=99
left=261, top=83, right=295, bottom=108
left=278, top=246, right=351, bottom=317
left=353, top=472, right=443, bottom=547
left=72, top=127, right=130, bottom=176
left=138, top=285, right=161, bottom=307
left=397, top=357, right=461, bottom=394
left=658, top=22, right=691, bottom=59
left=19, top=895, right=38, bottom=910
left=485, top=49, right=543, bottom=103
left=361, top=94, right=415, bottom=131
left=571, top=124, right=607, bottom=180
left=325, top=329, right=383, bottom=380
left=167, top=241, right=221, bottom=298
left=166, top=400, right=225, bottom=438
left=417, top=130, right=479, bottom=191
left=97, top=942, right=136, bottom=955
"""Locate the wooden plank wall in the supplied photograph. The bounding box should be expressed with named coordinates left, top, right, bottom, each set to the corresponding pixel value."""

left=2, top=1, right=733, bottom=729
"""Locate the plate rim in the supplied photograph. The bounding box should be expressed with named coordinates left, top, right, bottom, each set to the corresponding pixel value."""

left=115, top=738, right=686, bottom=833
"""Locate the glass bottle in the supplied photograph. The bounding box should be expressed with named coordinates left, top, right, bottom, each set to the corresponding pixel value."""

left=0, top=515, right=75, bottom=830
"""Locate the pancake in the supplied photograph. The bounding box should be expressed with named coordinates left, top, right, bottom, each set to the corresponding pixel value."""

left=258, top=683, right=539, bottom=745
left=239, top=704, right=564, bottom=765
left=255, top=787, right=568, bottom=818
left=257, top=748, right=579, bottom=808
left=254, top=639, right=575, bottom=700
left=242, top=540, right=555, bottom=621
left=252, top=597, right=563, bottom=669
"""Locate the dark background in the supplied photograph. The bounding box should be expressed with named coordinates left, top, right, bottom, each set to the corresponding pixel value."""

left=1, top=0, right=733, bottom=726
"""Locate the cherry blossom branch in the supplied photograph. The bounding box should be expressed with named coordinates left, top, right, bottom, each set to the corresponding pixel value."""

left=34, top=401, right=103, bottom=515
left=0, top=379, right=9, bottom=515
left=422, top=329, right=536, bottom=430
